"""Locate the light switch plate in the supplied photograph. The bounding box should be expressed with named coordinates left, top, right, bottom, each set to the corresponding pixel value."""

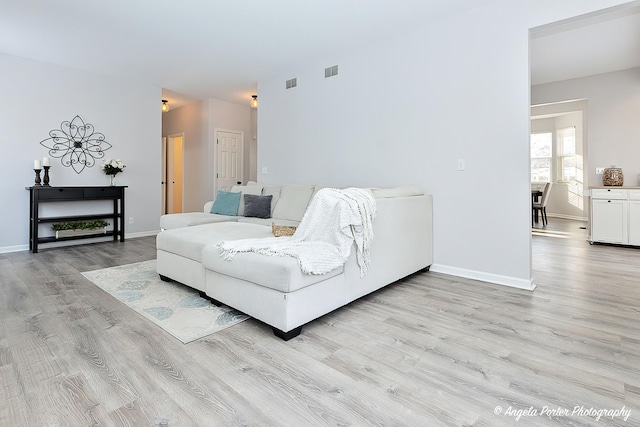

left=457, top=159, right=465, bottom=171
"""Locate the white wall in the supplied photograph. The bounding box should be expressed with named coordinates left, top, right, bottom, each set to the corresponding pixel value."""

left=257, top=0, right=629, bottom=289
left=162, top=100, right=210, bottom=212
left=0, top=53, right=161, bottom=252
left=532, top=68, right=640, bottom=187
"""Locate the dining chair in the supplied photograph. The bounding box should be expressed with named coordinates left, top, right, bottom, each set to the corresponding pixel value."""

left=532, top=182, right=552, bottom=226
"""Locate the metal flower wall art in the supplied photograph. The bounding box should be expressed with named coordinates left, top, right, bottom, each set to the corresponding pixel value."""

left=40, top=115, right=112, bottom=173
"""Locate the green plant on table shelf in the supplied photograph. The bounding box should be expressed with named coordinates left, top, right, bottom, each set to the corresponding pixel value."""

left=51, top=220, right=109, bottom=231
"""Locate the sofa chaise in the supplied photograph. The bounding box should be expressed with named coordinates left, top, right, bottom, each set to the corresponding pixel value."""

left=156, top=184, right=432, bottom=340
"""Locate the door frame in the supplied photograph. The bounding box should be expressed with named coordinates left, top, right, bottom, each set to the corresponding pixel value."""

left=213, top=128, right=244, bottom=195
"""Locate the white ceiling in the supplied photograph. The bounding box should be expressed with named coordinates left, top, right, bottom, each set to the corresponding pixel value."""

left=2, top=1, right=638, bottom=108
left=0, top=0, right=494, bottom=108
left=530, top=3, right=640, bottom=86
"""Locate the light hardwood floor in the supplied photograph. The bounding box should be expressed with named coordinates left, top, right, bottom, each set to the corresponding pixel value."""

left=1, top=220, right=639, bottom=426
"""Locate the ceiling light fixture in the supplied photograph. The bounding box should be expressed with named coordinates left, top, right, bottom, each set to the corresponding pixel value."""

left=250, top=95, right=258, bottom=109
left=162, top=99, right=170, bottom=113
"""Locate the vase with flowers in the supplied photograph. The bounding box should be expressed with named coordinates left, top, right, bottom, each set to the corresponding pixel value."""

left=102, top=159, right=126, bottom=186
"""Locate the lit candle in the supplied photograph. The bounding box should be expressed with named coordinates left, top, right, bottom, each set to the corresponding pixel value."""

left=34, top=160, right=42, bottom=170
left=42, top=157, right=50, bottom=167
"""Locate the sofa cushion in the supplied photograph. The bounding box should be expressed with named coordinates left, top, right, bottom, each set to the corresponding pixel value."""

left=211, top=191, right=242, bottom=216
left=160, top=212, right=237, bottom=230
left=243, top=194, right=272, bottom=219
left=157, top=222, right=273, bottom=262
left=231, top=185, right=264, bottom=216
left=310, top=185, right=330, bottom=202
left=202, top=247, right=343, bottom=293
left=262, top=186, right=282, bottom=214
left=237, top=217, right=300, bottom=227
left=271, top=185, right=315, bottom=222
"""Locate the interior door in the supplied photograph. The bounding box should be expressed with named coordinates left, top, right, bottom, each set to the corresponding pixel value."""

left=166, top=134, right=184, bottom=214
left=161, top=136, right=167, bottom=214
left=216, top=130, right=243, bottom=192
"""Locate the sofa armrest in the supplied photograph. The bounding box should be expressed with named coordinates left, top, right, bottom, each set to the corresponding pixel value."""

left=370, top=186, right=424, bottom=198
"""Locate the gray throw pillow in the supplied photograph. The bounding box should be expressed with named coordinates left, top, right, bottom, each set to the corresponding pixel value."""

left=243, top=194, right=272, bottom=219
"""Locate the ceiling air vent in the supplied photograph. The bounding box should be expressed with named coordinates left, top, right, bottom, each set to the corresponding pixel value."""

left=286, top=78, right=297, bottom=89
left=324, top=65, right=338, bottom=78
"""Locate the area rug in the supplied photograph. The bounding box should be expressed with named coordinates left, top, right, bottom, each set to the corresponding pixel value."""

left=82, top=260, right=249, bottom=343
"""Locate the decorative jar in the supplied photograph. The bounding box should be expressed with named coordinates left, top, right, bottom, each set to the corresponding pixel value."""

left=602, top=166, right=623, bottom=186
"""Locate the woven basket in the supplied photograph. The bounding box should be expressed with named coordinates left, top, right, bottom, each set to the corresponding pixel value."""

left=272, top=223, right=297, bottom=237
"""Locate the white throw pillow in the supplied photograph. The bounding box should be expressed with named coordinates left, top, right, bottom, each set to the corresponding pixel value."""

left=272, top=185, right=315, bottom=221
left=262, top=186, right=282, bottom=215
left=230, top=185, right=263, bottom=216
left=310, top=185, right=330, bottom=201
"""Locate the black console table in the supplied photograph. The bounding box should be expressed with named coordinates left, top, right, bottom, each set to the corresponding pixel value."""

left=26, top=186, right=127, bottom=253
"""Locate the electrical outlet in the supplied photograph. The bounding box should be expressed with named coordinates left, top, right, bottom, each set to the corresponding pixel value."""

left=261, top=167, right=268, bottom=174
left=595, top=167, right=605, bottom=175
left=128, top=217, right=134, bottom=224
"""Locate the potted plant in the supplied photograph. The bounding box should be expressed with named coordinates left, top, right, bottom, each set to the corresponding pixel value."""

left=102, top=159, right=126, bottom=186
left=51, top=220, right=109, bottom=239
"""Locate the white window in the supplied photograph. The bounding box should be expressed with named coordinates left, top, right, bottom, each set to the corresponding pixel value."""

left=557, top=127, right=576, bottom=182
left=531, top=132, right=552, bottom=182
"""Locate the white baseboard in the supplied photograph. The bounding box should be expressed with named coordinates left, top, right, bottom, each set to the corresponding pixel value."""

left=430, top=264, right=536, bottom=291
left=0, top=230, right=160, bottom=254
left=546, top=213, right=588, bottom=222
left=0, top=244, right=29, bottom=254
left=126, top=230, right=160, bottom=239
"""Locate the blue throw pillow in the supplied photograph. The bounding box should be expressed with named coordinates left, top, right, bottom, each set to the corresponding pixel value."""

left=211, top=190, right=241, bottom=216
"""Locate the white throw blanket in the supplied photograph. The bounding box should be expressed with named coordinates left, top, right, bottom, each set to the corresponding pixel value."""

left=217, top=187, right=376, bottom=276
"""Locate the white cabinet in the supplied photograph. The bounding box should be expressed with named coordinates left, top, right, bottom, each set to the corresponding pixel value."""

left=591, top=199, right=628, bottom=243
left=590, top=187, right=640, bottom=246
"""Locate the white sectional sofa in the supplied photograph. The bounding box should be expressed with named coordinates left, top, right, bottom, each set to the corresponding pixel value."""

left=156, top=183, right=433, bottom=340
